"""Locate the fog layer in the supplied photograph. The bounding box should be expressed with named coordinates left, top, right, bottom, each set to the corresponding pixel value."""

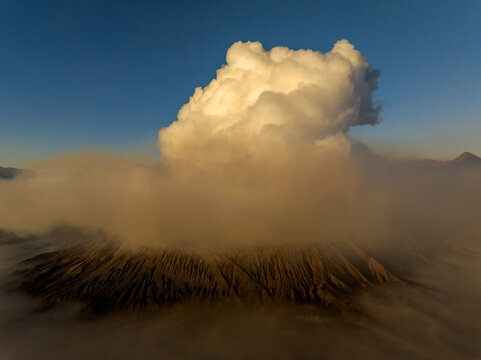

left=0, top=41, right=480, bottom=249
left=1, top=231, right=480, bottom=360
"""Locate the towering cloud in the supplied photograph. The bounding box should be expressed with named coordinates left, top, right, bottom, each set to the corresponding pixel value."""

left=0, top=40, right=421, bottom=248
left=158, top=40, right=381, bottom=167
left=2, top=39, right=481, bottom=360
left=3, top=40, right=479, bottom=250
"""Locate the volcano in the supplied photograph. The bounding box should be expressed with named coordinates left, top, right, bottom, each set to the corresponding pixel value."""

left=21, top=232, right=435, bottom=314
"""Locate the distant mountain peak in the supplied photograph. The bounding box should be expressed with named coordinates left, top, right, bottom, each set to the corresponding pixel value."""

left=453, top=151, right=480, bottom=162
left=0, top=165, right=23, bottom=179
left=415, top=151, right=481, bottom=169
left=0, top=165, right=34, bottom=180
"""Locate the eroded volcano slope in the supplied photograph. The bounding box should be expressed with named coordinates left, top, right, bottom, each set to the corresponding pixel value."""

left=21, top=238, right=431, bottom=313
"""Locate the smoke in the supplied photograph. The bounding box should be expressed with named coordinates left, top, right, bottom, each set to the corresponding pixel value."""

left=0, top=40, right=479, bottom=250
left=0, top=40, right=387, bottom=248
left=0, top=39, right=481, bottom=359
left=1, top=231, right=481, bottom=360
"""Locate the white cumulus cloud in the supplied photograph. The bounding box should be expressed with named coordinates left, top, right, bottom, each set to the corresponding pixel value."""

left=158, top=39, right=381, bottom=167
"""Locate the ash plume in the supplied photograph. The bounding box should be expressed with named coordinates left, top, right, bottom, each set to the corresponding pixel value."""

left=0, top=39, right=481, bottom=360
left=0, top=40, right=385, bottom=248
left=0, top=40, right=479, bottom=251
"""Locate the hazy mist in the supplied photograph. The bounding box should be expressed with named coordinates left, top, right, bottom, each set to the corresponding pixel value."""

left=1, top=39, right=480, bottom=359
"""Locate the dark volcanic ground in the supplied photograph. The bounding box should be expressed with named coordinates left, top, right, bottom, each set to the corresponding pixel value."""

left=1, top=227, right=481, bottom=359
left=22, top=233, right=409, bottom=314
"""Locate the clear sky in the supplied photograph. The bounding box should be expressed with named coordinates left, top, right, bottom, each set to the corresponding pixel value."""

left=1, top=0, right=480, bottom=165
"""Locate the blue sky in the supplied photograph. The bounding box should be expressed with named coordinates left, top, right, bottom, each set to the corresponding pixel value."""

left=1, top=0, right=480, bottom=165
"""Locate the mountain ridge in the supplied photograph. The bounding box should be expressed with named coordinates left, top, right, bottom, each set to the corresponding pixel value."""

left=452, top=151, right=481, bottom=163
left=419, top=151, right=481, bottom=169
left=0, top=165, right=34, bottom=179
left=0, top=166, right=23, bottom=179
left=21, top=235, right=435, bottom=314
